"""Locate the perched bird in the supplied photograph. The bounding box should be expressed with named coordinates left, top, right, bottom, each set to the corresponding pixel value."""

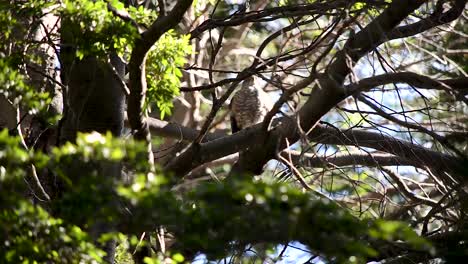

left=230, top=76, right=273, bottom=133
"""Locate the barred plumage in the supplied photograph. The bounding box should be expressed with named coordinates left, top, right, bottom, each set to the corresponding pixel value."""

left=230, top=77, right=273, bottom=133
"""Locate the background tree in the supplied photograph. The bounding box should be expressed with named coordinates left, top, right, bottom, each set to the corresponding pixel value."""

left=0, top=0, right=467, bottom=263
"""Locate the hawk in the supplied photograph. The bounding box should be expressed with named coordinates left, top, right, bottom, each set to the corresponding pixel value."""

left=230, top=77, right=273, bottom=133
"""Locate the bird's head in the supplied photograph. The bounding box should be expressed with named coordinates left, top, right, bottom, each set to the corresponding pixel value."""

left=242, top=76, right=256, bottom=89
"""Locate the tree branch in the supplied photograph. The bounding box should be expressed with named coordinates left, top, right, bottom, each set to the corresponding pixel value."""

left=346, top=72, right=468, bottom=95
left=164, top=0, right=468, bottom=180
left=381, top=167, right=438, bottom=206
left=149, top=117, right=466, bottom=179
left=189, top=1, right=351, bottom=39
left=311, top=124, right=466, bottom=179
left=127, top=0, right=193, bottom=169
left=357, top=95, right=465, bottom=157
left=386, top=0, right=467, bottom=41
left=231, top=0, right=428, bottom=175
left=287, top=152, right=417, bottom=168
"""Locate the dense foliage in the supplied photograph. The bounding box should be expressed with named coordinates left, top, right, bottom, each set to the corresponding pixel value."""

left=1, top=0, right=467, bottom=263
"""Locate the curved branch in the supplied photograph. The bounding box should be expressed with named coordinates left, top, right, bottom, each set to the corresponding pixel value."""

left=357, top=95, right=465, bottom=157
left=387, top=0, right=467, bottom=40
left=230, top=0, right=428, bottom=175
left=381, top=167, right=438, bottom=206
left=311, top=124, right=466, bottom=178
left=287, top=152, right=417, bottom=168
left=148, top=118, right=466, bottom=178
left=189, top=1, right=352, bottom=39
left=163, top=0, right=467, bottom=179
left=127, top=0, right=193, bottom=167
left=346, top=72, right=468, bottom=95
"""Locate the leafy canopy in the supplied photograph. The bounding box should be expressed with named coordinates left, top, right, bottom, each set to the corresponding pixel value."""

left=61, top=0, right=190, bottom=118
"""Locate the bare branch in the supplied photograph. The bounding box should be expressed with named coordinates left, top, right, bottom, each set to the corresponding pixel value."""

left=357, top=95, right=465, bottom=157
left=381, top=167, right=438, bottom=206
left=387, top=0, right=467, bottom=40
left=346, top=72, right=468, bottom=95
left=311, top=124, right=466, bottom=179
left=190, top=1, right=352, bottom=39
left=287, top=152, right=417, bottom=168
left=149, top=117, right=466, bottom=179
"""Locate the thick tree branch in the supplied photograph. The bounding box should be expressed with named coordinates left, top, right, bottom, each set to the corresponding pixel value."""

left=387, top=0, right=467, bottom=41
left=346, top=72, right=468, bottom=95
left=127, top=0, right=193, bottom=168
left=311, top=124, right=466, bottom=178
left=166, top=0, right=468, bottom=180
left=230, top=0, right=428, bottom=175
left=146, top=118, right=224, bottom=143
left=316, top=0, right=426, bottom=87
left=152, top=118, right=466, bottom=178
left=288, top=152, right=417, bottom=168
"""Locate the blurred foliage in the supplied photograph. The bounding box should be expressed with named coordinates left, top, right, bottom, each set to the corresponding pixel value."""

left=0, top=201, right=105, bottom=264
left=0, top=1, right=59, bottom=124
left=0, top=128, right=432, bottom=263
left=0, top=0, right=54, bottom=45
left=0, top=130, right=104, bottom=263
left=0, top=2, right=16, bottom=42
left=0, top=59, right=51, bottom=116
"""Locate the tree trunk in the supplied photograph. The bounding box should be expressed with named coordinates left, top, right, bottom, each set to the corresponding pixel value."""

left=59, top=35, right=125, bottom=262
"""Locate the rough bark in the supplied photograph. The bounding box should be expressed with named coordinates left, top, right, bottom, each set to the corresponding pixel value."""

left=59, top=20, right=126, bottom=261
left=155, top=118, right=466, bottom=179
left=0, top=96, right=16, bottom=131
